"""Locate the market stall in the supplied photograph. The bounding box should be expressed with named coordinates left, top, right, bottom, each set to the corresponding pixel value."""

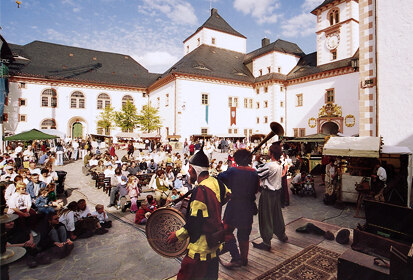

left=323, top=137, right=412, bottom=207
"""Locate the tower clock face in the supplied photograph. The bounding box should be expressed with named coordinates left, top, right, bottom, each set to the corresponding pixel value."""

left=326, top=34, right=340, bottom=50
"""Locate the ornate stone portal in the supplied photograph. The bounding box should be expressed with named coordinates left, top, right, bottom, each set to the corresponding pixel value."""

left=317, top=103, right=343, bottom=134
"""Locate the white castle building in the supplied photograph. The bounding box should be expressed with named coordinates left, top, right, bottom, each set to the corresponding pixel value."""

left=2, top=0, right=413, bottom=151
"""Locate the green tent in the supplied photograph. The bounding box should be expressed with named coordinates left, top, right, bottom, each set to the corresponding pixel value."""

left=5, top=129, right=58, bottom=141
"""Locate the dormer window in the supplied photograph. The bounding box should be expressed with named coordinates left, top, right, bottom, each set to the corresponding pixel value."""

left=329, top=9, right=339, bottom=26
left=267, top=66, right=271, bottom=73
left=259, top=69, right=263, bottom=76
left=211, top=37, right=216, bottom=45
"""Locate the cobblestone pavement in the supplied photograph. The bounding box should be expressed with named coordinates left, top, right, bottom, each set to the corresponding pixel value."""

left=8, top=149, right=365, bottom=280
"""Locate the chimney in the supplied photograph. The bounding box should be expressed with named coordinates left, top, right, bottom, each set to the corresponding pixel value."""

left=211, top=8, right=218, bottom=15
left=262, top=38, right=270, bottom=47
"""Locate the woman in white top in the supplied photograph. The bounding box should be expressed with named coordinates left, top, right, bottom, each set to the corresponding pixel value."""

left=59, top=201, right=79, bottom=240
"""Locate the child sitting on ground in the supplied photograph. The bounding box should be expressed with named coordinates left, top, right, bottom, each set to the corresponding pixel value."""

left=47, top=183, right=64, bottom=210
left=91, top=204, right=112, bottom=228
left=171, top=189, right=180, bottom=201
left=134, top=195, right=157, bottom=225
left=35, top=189, right=55, bottom=215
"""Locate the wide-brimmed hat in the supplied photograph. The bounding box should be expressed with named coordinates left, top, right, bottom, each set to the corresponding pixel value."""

left=0, top=214, right=18, bottom=224
left=189, top=143, right=209, bottom=168
left=1, top=247, right=26, bottom=265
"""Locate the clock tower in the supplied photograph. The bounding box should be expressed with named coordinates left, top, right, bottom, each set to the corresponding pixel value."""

left=311, top=0, right=359, bottom=66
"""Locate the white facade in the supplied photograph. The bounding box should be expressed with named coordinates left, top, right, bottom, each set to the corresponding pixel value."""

left=376, top=0, right=413, bottom=151
left=251, top=52, right=300, bottom=77
left=286, top=72, right=360, bottom=136
left=6, top=80, right=146, bottom=138
left=184, top=28, right=246, bottom=55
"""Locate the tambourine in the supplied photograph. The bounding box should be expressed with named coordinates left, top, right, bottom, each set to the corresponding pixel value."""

left=146, top=207, right=189, bottom=258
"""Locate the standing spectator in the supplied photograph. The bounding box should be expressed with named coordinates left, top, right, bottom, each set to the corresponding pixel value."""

left=127, top=176, right=140, bottom=213
left=189, top=142, right=195, bottom=156
left=127, top=141, right=135, bottom=157
left=72, top=140, right=79, bottom=160
left=253, top=142, right=288, bottom=251
left=55, top=143, right=64, bottom=166
left=109, top=144, right=116, bottom=158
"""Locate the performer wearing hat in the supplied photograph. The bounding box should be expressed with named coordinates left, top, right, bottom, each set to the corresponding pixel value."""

left=253, top=142, right=288, bottom=251
left=167, top=146, right=231, bottom=280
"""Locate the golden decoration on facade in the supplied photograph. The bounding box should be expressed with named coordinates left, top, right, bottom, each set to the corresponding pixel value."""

left=345, top=114, right=355, bottom=127
left=318, top=102, right=342, bottom=118
left=308, top=117, right=317, bottom=128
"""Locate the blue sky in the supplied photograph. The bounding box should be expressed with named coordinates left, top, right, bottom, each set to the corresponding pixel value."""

left=0, top=0, right=323, bottom=73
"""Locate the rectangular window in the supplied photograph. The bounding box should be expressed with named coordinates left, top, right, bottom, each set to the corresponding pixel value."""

left=211, top=38, right=216, bottom=45
left=42, top=96, right=49, bottom=107
left=278, top=67, right=281, bottom=73
left=256, top=102, right=260, bottom=109
left=71, top=99, right=77, bottom=108
left=256, top=88, right=259, bottom=94
left=264, top=116, right=268, bottom=123
left=293, top=128, right=299, bottom=137
left=249, top=129, right=252, bottom=135
left=299, top=128, right=306, bottom=137
left=249, top=99, right=253, bottom=109
left=259, top=69, right=262, bottom=76
left=332, top=50, right=337, bottom=60
left=104, top=100, right=110, bottom=109
left=244, top=98, right=248, bottom=108
left=19, top=98, right=26, bottom=106
left=97, top=100, right=103, bottom=109
left=19, top=82, right=26, bottom=89
left=197, top=38, right=200, bottom=46
left=325, top=89, right=335, bottom=103
left=234, top=128, right=238, bottom=134
left=156, top=97, right=160, bottom=109
left=18, top=114, right=27, bottom=122
left=267, top=66, right=271, bottom=73
left=166, top=94, right=169, bottom=107
left=201, top=93, right=208, bottom=105
left=79, top=99, right=85, bottom=109
left=264, top=101, right=268, bottom=108
left=228, top=97, right=232, bottom=107
left=280, top=117, right=284, bottom=123
left=264, top=86, right=268, bottom=93
left=280, top=101, right=284, bottom=107
left=244, top=129, right=248, bottom=136
left=201, top=128, right=208, bottom=134
left=51, top=97, right=57, bottom=108
left=228, top=128, right=232, bottom=134
left=233, top=97, right=238, bottom=108
left=280, top=86, right=284, bottom=92
left=296, top=94, right=303, bottom=107
left=256, top=117, right=260, bottom=124
left=186, top=45, right=189, bottom=53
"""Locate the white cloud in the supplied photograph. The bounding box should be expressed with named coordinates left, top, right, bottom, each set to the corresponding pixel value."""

left=233, top=0, right=281, bottom=24
left=134, top=51, right=179, bottom=73
left=281, top=13, right=315, bottom=38
left=139, top=0, right=198, bottom=26
left=301, top=0, right=324, bottom=11
left=73, top=7, right=81, bottom=13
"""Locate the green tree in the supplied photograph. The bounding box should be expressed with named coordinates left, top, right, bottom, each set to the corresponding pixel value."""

left=97, top=106, right=115, bottom=135
left=114, top=100, right=140, bottom=132
left=137, top=105, right=162, bottom=132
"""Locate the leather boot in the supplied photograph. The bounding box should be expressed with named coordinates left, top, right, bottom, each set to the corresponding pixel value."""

left=239, top=241, right=250, bottom=266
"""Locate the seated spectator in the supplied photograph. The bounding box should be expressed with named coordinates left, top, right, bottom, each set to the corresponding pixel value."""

left=7, top=182, right=36, bottom=219
left=35, top=189, right=55, bottom=215
left=37, top=213, right=74, bottom=259
left=134, top=197, right=157, bottom=225
left=139, top=158, right=148, bottom=173
left=88, top=155, right=99, bottom=168
left=46, top=183, right=63, bottom=210
left=38, top=152, right=50, bottom=165
left=104, top=163, right=115, bottom=178
left=4, top=214, right=51, bottom=268
left=108, top=175, right=127, bottom=208
left=76, top=199, right=108, bottom=235
left=91, top=204, right=112, bottom=228
left=127, top=161, right=140, bottom=176
left=148, top=159, right=157, bottom=173
left=26, top=173, right=47, bottom=203
left=171, top=189, right=180, bottom=201
left=91, top=160, right=105, bottom=174
left=59, top=201, right=78, bottom=240
left=154, top=169, right=170, bottom=206
left=39, top=168, right=53, bottom=185
left=4, top=175, right=23, bottom=207
left=1, top=165, right=17, bottom=181
left=28, top=161, right=40, bottom=175
left=121, top=163, right=130, bottom=177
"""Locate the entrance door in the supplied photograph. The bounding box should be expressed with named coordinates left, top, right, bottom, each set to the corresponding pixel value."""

left=321, top=122, right=339, bottom=135
left=72, top=122, right=83, bottom=138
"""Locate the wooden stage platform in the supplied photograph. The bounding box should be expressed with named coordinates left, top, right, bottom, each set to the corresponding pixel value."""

left=168, top=217, right=352, bottom=280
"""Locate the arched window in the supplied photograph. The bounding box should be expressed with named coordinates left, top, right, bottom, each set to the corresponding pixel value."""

left=70, top=91, right=85, bottom=109
left=122, top=95, right=134, bottom=107
left=97, top=93, right=111, bottom=109
left=328, top=9, right=339, bottom=25
left=41, top=89, right=57, bottom=108
left=41, top=119, right=56, bottom=129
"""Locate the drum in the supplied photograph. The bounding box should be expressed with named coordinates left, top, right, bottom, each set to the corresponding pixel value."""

left=146, top=207, right=189, bottom=258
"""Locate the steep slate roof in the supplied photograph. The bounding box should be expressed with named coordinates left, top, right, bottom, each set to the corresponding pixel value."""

left=255, top=72, right=287, bottom=83
left=161, top=45, right=254, bottom=83
left=244, top=39, right=305, bottom=64
left=8, top=41, right=159, bottom=88
left=183, top=8, right=246, bottom=43
left=311, top=0, right=337, bottom=14
left=287, top=50, right=358, bottom=80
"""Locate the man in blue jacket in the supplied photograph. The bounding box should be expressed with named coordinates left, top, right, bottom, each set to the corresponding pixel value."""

left=26, top=173, right=47, bottom=202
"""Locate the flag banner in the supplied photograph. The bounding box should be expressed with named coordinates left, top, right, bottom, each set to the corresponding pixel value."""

left=205, top=105, right=209, bottom=124
left=230, top=107, right=236, bottom=125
